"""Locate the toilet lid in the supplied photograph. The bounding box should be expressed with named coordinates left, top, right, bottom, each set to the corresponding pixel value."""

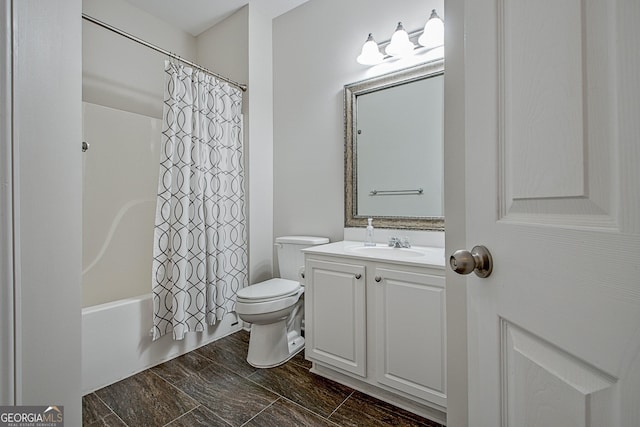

left=236, top=278, right=301, bottom=301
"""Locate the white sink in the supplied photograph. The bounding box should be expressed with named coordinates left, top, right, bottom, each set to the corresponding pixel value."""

left=346, top=245, right=427, bottom=258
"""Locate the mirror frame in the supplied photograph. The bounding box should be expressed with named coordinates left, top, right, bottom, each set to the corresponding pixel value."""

left=344, top=59, right=445, bottom=230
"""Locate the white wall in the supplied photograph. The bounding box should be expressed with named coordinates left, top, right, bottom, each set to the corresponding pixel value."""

left=83, top=0, right=196, bottom=119
left=197, top=6, right=275, bottom=286
left=273, top=0, right=444, bottom=244
left=247, top=5, right=275, bottom=283
left=196, top=6, right=249, bottom=91
left=13, top=0, right=83, bottom=424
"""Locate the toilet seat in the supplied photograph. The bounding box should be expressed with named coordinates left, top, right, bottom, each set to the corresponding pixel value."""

left=237, top=278, right=301, bottom=303
left=236, top=278, right=303, bottom=316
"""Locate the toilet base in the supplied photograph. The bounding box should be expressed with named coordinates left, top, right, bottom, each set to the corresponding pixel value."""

left=246, top=321, right=305, bottom=368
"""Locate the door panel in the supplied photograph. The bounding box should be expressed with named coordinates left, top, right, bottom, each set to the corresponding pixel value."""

left=455, top=0, right=640, bottom=425
left=501, top=319, right=617, bottom=427
left=499, top=0, right=618, bottom=228
left=503, top=0, right=586, bottom=200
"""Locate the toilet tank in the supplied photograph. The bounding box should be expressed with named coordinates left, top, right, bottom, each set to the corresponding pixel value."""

left=275, top=236, right=329, bottom=280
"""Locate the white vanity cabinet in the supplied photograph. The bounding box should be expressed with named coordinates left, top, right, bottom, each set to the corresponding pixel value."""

left=303, top=242, right=446, bottom=421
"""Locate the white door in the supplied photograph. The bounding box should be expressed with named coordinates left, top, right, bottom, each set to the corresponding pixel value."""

left=448, top=0, right=640, bottom=425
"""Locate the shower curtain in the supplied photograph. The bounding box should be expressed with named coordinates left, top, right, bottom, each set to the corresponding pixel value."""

left=152, top=61, right=247, bottom=341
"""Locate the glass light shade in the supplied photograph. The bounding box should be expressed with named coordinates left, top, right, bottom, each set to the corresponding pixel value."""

left=385, top=22, right=415, bottom=57
left=418, top=9, right=444, bottom=49
left=356, top=33, right=383, bottom=65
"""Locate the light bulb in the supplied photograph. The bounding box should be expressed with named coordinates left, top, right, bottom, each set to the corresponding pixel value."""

left=356, top=33, right=383, bottom=65
left=418, top=9, right=444, bottom=49
left=385, top=22, right=415, bottom=58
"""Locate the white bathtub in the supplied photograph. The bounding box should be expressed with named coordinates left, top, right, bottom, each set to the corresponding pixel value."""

left=82, top=294, right=242, bottom=394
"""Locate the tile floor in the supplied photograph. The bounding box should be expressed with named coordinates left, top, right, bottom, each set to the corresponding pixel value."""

left=82, top=330, right=443, bottom=426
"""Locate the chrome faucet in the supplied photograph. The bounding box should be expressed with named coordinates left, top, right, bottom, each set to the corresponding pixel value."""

left=388, top=236, right=411, bottom=248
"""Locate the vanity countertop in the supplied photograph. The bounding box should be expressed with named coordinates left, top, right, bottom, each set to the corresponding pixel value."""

left=303, top=240, right=445, bottom=270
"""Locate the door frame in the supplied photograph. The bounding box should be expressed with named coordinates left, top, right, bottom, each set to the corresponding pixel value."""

left=443, top=0, right=469, bottom=426
left=0, top=0, right=16, bottom=405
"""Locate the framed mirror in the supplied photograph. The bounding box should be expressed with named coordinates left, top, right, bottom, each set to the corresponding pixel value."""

left=344, top=60, right=444, bottom=230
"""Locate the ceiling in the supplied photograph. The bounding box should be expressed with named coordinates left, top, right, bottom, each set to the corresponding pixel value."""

left=124, top=0, right=309, bottom=36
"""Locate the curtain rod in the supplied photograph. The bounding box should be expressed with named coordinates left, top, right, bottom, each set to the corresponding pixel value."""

left=82, top=13, right=248, bottom=92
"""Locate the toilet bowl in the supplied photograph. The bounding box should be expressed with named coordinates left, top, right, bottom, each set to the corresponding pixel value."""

left=235, top=236, right=329, bottom=368
left=236, top=279, right=304, bottom=367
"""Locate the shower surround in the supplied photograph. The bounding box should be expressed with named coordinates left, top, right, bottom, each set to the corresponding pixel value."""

left=82, top=102, right=160, bottom=307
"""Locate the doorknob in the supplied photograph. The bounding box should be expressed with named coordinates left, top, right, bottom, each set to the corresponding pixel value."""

left=450, top=246, right=493, bottom=278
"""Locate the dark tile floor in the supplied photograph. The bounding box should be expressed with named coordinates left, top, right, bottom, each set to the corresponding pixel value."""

left=82, top=330, right=443, bottom=426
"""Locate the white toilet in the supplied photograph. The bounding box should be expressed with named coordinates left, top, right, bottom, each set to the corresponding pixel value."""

left=236, top=236, right=329, bottom=368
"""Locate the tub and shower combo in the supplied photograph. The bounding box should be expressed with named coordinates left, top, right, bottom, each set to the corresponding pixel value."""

left=81, top=12, right=252, bottom=395
left=81, top=102, right=241, bottom=393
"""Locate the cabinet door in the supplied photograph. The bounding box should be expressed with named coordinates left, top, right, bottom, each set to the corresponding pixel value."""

left=374, top=267, right=446, bottom=408
left=305, top=258, right=366, bottom=377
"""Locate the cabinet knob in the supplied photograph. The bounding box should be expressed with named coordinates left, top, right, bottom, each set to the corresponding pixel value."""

left=375, top=276, right=382, bottom=282
left=355, top=273, right=362, bottom=280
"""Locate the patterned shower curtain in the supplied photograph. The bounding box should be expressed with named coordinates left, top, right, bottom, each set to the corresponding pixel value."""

left=151, top=61, right=247, bottom=341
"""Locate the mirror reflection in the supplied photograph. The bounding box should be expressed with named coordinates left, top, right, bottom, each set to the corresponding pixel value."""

left=345, top=60, right=445, bottom=230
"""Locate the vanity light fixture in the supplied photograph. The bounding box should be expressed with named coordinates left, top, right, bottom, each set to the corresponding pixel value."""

left=356, top=33, right=385, bottom=65
left=418, top=9, right=444, bottom=49
left=356, top=9, right=444, bottom=66
left=385, top=22, right=415, bottom=58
